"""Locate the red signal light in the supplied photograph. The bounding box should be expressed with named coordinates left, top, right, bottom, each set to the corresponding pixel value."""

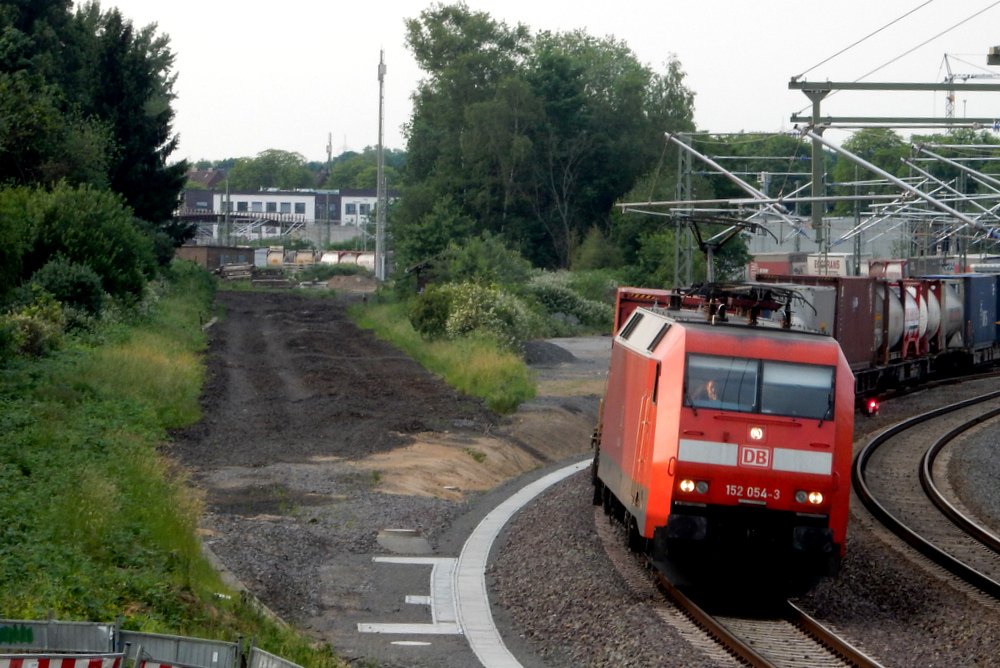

left=865, top=398, right=880, bottom=416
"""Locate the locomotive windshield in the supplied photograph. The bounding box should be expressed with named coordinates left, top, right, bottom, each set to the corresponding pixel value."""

left=685, top=354, right=834, bottom=419
left=685, top=355, right=758, bottom=412
left=760, top=361, right=834, bottom=419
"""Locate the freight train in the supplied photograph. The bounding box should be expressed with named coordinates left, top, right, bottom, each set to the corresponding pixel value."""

left=591, top=272, right=1000, bottom=576
left=754, top=273, right=1000, bottom=408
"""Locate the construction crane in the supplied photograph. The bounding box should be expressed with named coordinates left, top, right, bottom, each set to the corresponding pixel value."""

left=942, top=53, right=1000, bottom=118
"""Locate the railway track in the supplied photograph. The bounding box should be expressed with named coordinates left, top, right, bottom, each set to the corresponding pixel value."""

left=853, top=388, right=1000, bottom=598
left=653, top=573, right=881, bottom=668
left=594, top=508, right=882, bottom=667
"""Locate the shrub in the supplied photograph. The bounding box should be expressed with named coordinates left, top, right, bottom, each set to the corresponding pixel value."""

left=525, top=272, right=613, bottom=330
left=407, top=282, right=534, bottom=352
left=431, top=232, right=533, bottom=286
left=408, top=284, right=453, bottom=340
left=0, top=315, right=16, bottom=362
left=25, top=183, right=157, bottom=300
left=29, top=256, right=105, bottom=315
left=444, top=283, right=532, bottom=352
left=571, top=225, right=624, bottom=270
left=7, top=289, right=65, bottom=357
left=0, top=187, right=34, bottom=303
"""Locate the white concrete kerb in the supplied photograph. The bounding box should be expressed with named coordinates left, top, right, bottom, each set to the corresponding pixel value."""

left=454, top=457, right=590, bottom=668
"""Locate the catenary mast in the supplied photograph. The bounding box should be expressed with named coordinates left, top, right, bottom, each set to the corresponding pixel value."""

left=375, top=50, right=387, bottom=281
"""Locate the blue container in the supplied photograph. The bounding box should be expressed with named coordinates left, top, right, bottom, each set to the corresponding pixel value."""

left=962, top=274, right=998, bottom=348
left=995, top=274, right=1000, bottom=344
left=921, top=274, right=998, bottom=349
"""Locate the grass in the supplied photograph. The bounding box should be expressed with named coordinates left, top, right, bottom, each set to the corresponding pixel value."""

left=0, top=262, right=343, bottom=668
left=464, top=448, right=487, bottom=464
left=348, top=300, right=536, bottom=414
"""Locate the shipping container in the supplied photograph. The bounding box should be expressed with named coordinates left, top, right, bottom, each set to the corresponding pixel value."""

left=805, top=253, right=852, bottom=277
left=747, top=252, right=807, bottom=278
left=922, top=274, right=997, bottom=351
left=174, top=245, right=254, bottom=270
left=755, top=274, right=877, bottom=372
left=907, top=255, right=966, bottom=276
left=869, top=259, right=907, bottom=280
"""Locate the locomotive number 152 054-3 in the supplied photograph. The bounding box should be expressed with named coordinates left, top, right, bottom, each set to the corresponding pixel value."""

left=725, top=484, right=780, bottom=500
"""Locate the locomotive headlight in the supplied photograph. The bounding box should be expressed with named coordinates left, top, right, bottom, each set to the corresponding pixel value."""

left=679, top=479, right=708, bottom=494
left=795, top=490, right=807, bottom=504
left=807, top=491, right=824, bottom=505
left=749, top=426, right=765, bottom=441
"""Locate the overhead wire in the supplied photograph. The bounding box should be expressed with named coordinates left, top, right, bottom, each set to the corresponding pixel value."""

left=793, top=0, right=935, bottom=81
left=794, top=0, right=1000, bottom=115
left=852, top=1, right=1000, bottom=83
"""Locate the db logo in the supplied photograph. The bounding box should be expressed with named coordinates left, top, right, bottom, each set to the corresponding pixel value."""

left=739, top=445, right=771, bottom=468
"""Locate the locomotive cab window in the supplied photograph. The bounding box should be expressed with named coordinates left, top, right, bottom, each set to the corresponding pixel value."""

left=684, top=354, right=757, bottom=412
left=684, top=354, right=835, bottom=419
left=760, top=361, right=834, bottom=419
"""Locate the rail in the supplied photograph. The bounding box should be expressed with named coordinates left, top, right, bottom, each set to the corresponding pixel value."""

left=852, top=389, right=1000, bottom=598
left=652, top=572, right=881, bottom=667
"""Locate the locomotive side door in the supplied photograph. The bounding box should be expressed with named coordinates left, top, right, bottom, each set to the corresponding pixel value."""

left=629, top=359, right=660, bottom=518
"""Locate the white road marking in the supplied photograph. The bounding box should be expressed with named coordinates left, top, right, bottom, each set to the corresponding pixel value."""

left=357, top=556, right=462, bottom=635
left=357, top=458, right=590, bottom=668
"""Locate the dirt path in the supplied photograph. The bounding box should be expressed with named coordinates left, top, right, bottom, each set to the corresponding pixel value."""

left=166, top=290, right=609, bottom=656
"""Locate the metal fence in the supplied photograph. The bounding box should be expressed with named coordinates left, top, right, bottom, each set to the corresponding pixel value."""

left=247, top=647, right=302, bottom=668
left=118, top=631, right=240, bottom=668
left=0, top=620, right=113, bottom=653
left=0, top=619, right=299, bottom=668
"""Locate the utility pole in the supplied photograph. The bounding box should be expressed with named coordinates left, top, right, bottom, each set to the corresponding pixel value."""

left=326, top=131, right=332, bottom=247
left=375, top=50, right=387, bottom=281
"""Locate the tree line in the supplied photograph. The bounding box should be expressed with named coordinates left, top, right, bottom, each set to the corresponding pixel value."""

left=391, top=3, right=698, bottom=275
left=0, top=0, right=187, bottom=356
left=191, top=147, right=407, bottom=193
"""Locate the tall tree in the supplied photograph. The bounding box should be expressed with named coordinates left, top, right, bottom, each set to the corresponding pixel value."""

left=0, top=1, right=188, bottom=241
left=398, top=4, right=696, bottom=270
left=398, top=2, right=531, bottom=235
left=86, top=7, right=187, bottom=226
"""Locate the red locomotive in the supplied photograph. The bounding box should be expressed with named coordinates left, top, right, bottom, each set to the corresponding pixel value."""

left=592, top=285, right=855, bottom=575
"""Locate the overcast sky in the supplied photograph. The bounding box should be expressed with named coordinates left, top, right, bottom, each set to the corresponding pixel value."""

left=102, top=1, right=1000, bottom=163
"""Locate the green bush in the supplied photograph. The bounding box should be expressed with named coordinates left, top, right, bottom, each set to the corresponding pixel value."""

left=443, top=283, right=532, bottom=352
left=26, top=183, right=157, bottom=300
left=408, top=284, right=453, bottom=340
left=431, top=232, right=533, bottom=286
left=407, top=282, right=534, bottom=352
left=525, top=272, right=613, bottom=330
left=0, top=187, right=34, bottom=303
left=0, top=315, right=17, bottom=362
left=565, top=269, right=621, bottom=303
left=7, top=290, right=66, bottom=357
left=29, top=256, right=105, bottom=315
left=571, top=225, right=624, bottom=270
left=351, top=300, right=535, bottom=414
